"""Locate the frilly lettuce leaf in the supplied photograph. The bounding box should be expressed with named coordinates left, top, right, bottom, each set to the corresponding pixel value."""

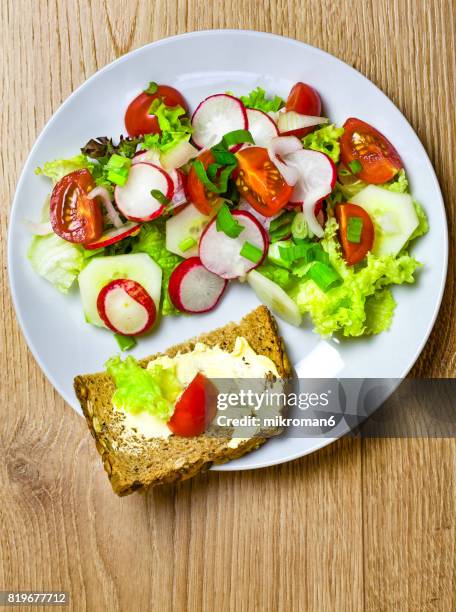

left=292, top=218, right=421, bottom=337
left=239, top=87, right=284, bottom=113
left=28, top=233, right=85, bottom=293
left=143, top=99, right=193, bottom=153
left=302, top=124, right=345, bottom=163
left=35, top=154, right=92, bottom=184
left=106, top=356, right=182, bottom=419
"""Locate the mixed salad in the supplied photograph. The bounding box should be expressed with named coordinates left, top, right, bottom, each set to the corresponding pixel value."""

left=28, top=80, right=428, bottom=350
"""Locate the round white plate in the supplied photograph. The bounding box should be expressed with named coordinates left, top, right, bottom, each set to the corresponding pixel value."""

left=8, top=30, right=447, bottom=470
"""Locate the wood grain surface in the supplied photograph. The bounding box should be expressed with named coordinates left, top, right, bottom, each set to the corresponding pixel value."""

left=1, top=1, right=455, bottom=610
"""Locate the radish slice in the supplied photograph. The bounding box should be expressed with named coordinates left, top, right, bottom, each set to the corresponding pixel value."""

left=85, top=222, right=141, bottom=250
left=167, top=169, right=187, bottom=208
left=160, top=141, right=198, bottom=170
left=169, top=257, right=227, bottom=313
left=267, top=136, right=303, bottom=186
left=285, top=150, right=336, bottom=238
left=97, top=279, right=156, bottom=336
left=199, top=210, right=268, bottom=279
left=115, top=163, right=173, bottom=222
left=88, top=186, right=123, bottom=229
left=246, top=108, right=279, bottom=147
left=247, top=270, right=302, bottom=327
left=132, top=149, right=161, bottom=166
left=278, top=111, right=328, bottom=134
left=191, top=94, right=248, bottom=150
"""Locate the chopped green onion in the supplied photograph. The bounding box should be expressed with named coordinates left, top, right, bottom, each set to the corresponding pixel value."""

left=306, top=262, right=341, bottom=292
left=222, top=129, right=254, bottom=149
left=207, top=163, right=223, bottom=180
left=216, top=203, right=244, bottom=238
left=269, top=211, right=294, bottom=232
left=269, top=224, right=292, bottom=243
left=178, top=237, right=197, bottom=252
left=240, top=241, right=263, bottom=263
left=151, top=189, right=171, bottom=205
left=211, top=146, right=237, bottom=165
left=144, top=81, right=158, bottom=95
left=348, top=159, right=363, bottom=174
left=279, top=241, right=315, bottom=263
left=193, top=160, right=236, bottom=194
left=105, top=154, right=132, bottom=186
left=346, top=216, right=363, bottom=243
left=291, top=212, right=314, bottom=240
left=115, top=334, right=137, bottom=351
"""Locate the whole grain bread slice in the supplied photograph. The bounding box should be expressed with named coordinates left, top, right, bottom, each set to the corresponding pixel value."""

left=74, top=306, right=291, bottom=495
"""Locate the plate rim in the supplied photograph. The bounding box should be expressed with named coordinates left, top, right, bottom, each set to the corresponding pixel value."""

left=7, top=29, right=449, bottom=471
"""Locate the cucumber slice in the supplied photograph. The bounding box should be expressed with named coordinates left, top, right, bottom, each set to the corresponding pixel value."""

left=350, top=185, right=419, bottom=256
left=247, top=269, right=302, bottom=327
left=78, top=253, right=162, bottom=327
left=166, top=204, right=211, bottom=258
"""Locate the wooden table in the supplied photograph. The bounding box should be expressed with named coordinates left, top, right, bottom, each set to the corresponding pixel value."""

left=1, top=1, right=455, bottom=610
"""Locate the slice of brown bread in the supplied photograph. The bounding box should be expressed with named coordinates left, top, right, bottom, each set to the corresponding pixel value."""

left=74, top=306, right=291, bottom=495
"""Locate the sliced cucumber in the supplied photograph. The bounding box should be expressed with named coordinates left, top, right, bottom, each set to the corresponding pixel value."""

left=350, top=185, right=419, bottom=256
left=166, top=204, right=211, bottom=258
left=247, top=269, right=302, bottom=327
left=78, top=253, right=162, bottom=327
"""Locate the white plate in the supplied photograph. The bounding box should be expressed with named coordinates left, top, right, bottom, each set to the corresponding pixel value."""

left=8, top=30, right=448, bottom=470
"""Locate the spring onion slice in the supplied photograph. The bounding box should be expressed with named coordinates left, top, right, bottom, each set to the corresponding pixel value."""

left=346, top=216, right=363, bottom=243
left=151, top=189, right=171, bottom=205
left=240, top=241, right=263, bottom=263
left=306, top=262, right=341, bottom=292
left=348, top=159, right=363, bottom=174
left=115, top=334, right=137, bottom=351
left=222, top=129, right=254, bottom=149
left=216, top=203, right=244, bottom=238
left=193, top=160, right=236, bottom=194
left=178, top=237, right=197, bottom=252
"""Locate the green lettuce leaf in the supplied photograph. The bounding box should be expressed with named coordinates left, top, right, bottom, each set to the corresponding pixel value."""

left=406, top=200, right=429, bottom=245
left=106, top=355, right=182, bottom=419
left=239, top=87, right=284, bottom=113
left=143, top=99, right=193, bottom=153
left=293, top=218, right=421, bottom=337
left=132, top=220, right=183, bottom=316
left=384, top=168, right=408, bottom=193
left=364, top=289, right=396, bottom=334
left=302, top=124, right=345, bottom=163
left=28, top=233, right=85, bottom=293
left=35, top=154, right=92, bottom=184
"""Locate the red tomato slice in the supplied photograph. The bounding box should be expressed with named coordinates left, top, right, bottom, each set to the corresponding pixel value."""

left=335, top=203, right=374, bottom=265
left=235, top=147, right=293, bottom=216
left=50, top=169, right=103, bottom=244
left=125, top=84, right=189, bottom=137
left=340, top=118, right=403, bottom=185
left=187, top=150, right=222, bottom=215
left=167, top=373, right=217, bottom=437
left=285, top=82, right=322, bottom=138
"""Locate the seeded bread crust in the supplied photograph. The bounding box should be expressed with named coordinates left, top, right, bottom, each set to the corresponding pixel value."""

left=74, top=306, right=291, bottom=495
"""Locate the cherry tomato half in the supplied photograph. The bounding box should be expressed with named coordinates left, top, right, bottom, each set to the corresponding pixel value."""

left=340, top=118, right=403, bottom=185
left=50, top=169, right=103, bottom=244
left=285, top=82, right=322, bottom=138
left=187, top=150, right=222, bottom=215
left=125, top=84, right=189, bottom=137
left=335, top=203, right=374, bottom=265
left=167, top=373, right=218, bottom=437
left=235, top=147, right=293, bottom=216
